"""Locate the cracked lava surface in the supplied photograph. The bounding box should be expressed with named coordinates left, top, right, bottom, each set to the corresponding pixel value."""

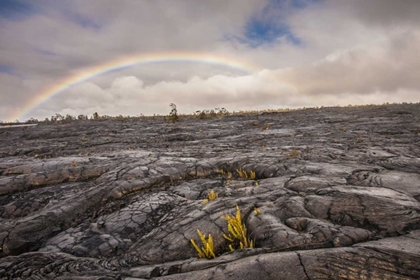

left=0, top=103, right=420, bottom=279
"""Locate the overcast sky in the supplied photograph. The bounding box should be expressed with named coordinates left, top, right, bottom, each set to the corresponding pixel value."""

left=1, top=0, right=420, bottom=121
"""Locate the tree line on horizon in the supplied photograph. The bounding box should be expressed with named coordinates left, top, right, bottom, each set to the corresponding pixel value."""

left=0, top=101, right=416, bottom=125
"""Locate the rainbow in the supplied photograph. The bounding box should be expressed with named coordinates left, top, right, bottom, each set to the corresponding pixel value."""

left=10, top=51, right=260, bottom=121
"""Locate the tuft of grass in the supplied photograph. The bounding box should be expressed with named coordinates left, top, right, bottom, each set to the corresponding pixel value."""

left=286, top=148, right=300, bottom=158
left=236, top=169, right=248, bottom=179
left=190, top=229, right=216, bottom=259
left=220, top=169, right=233, bottom=179
left=208, top=189, right=218, bottom=201
left=222, top=205, right=254, bottom=251
left=235, top=169, right=258, bottom=180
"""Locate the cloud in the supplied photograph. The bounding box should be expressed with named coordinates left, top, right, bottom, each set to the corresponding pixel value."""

left=29, top=71, right=294, bottom=119
left=1, top=0, right=420, bottom=121
left=275, top=31, right=420, bottom=95
left=332, top=0, right=420, bottom=28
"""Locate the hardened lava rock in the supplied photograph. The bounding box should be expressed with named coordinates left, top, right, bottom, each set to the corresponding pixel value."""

left=0, top=103, right=419, bottom=279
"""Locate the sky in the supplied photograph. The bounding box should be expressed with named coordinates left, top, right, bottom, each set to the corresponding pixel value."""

left=1, top=0, right=420, bottom=122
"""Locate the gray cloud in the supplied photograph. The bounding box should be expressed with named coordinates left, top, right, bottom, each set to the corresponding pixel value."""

left=335, top=0, right=420, bottom=28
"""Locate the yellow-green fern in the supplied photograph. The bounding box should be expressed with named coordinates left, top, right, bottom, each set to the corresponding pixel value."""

left=190, top=229, right=216, bottom=259
left=208, top=189, right=218, bottom=201
left=222, top=205, right=254, bottom=250
left=236, top=169, right=248, bottom=179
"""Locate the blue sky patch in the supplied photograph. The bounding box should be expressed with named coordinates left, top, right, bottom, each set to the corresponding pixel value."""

left=295, top=0, right=322, bottom=9
left=0, top=0, right=36, bottom=20
left=244, top=18, right=301, bottom=47
left=238, top=0, right=313, bottom=47
left=270, top=0, right=321, bottom=9
left=0, top=64, right=18, bottom=76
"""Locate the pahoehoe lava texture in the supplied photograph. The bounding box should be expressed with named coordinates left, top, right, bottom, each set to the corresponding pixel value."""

left=0, top=103, right=420, bottom=279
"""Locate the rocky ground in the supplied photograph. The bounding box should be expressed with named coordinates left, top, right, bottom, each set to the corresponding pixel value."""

left=0, top=103, right=419, bottom=280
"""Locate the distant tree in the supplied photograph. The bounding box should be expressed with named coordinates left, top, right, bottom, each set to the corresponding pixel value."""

left=77, top=114, right=87, bottom=120
left=26, top=118, right=39, bottom=124
left=209, top=109, right=217, bottom=118
left=55, top=113, right=64, bottom=121
left=64, top=114, right=75, bottom=122
left=168, top=103, right=179, bottom=123
left=93, top=112, right=99, bottom=119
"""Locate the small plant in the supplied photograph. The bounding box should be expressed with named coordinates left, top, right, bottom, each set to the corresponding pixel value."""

left=262, top=124, right=269, bottom=130
left=287, top=148, right=300, bottom=157
left=222, top=205, right=254, bottom=251
left=236, top=169, right=257, bottom=180
left=190, top=229, right=216, bottom=259
left=236, top=169, right=248, bottom=179
left=208, top=189, right=218, bottom=201
left=221, top=169, right=233, bottom=179
left=253, top=207, right=261, bottom=215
